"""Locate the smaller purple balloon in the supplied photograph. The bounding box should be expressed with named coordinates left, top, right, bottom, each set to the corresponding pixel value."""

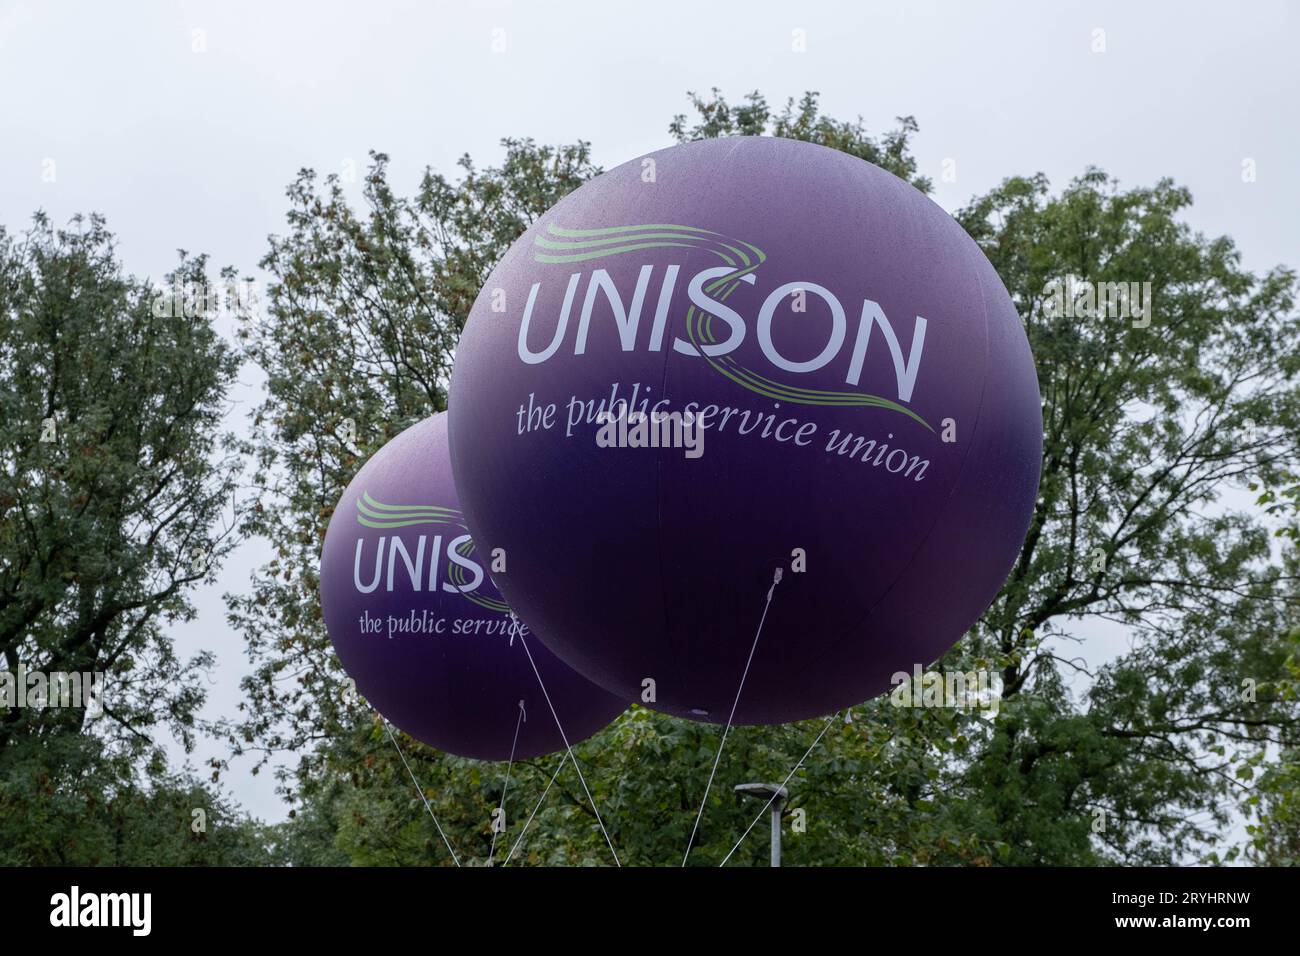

left=320, top=413, right=627, bottom=760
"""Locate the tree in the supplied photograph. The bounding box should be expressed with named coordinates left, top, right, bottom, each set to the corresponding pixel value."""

left=0, top=212, right=266, bottom=864
left=235, top=91, right=1300, bottom=865
left=670, top=89, right=931, bottom=193
left=955, top=170, right=1300, bottom=863
left=0, top=733, right=272, bottom=866
left=1245, top=475, right=1300, bottom=864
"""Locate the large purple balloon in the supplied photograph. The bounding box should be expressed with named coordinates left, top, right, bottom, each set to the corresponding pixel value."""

left=319, top=413, right=627, bottom=760
left=448, top=136, right=1042, bottom=725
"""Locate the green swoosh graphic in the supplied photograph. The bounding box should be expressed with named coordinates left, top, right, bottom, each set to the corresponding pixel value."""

left=359, top=492, right=459, bottom=515
left=535, top=240, right=701, bottom=264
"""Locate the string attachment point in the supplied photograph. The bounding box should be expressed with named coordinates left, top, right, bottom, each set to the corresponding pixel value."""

left=768, top=566, right=783, bottom=600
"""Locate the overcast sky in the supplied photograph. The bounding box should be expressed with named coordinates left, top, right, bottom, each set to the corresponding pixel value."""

left=2, top=0, right=1296, bottom=825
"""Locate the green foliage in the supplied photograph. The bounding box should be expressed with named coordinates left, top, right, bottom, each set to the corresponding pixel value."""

left=0, top=733, right=271, bottom=865
left=670, top=89, right=931, bottom=193
left=275, top=701, right=1002, bottom=867
left=958, top=170, right=1300, bottom=863
left=1244, top=474, right=1300, bottom=864
left=0, top=213, right=271, bottom=863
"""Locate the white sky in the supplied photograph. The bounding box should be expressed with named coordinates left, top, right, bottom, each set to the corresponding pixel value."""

left=2, top=0, right=1296, bottom=831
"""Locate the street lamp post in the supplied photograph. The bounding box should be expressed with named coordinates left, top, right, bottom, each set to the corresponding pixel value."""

left=734, top=782, right=788, bottom=867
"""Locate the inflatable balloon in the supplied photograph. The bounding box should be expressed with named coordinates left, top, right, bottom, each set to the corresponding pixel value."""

left=448, top=136, right=1042, bottom=725
left=319, top=413, right=628, bottom=760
